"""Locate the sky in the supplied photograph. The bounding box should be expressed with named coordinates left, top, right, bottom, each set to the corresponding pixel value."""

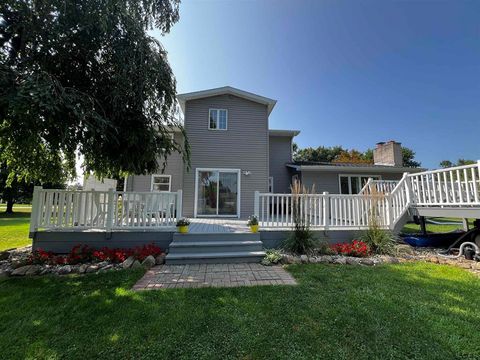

left=154, top=0, right=480, bottom=169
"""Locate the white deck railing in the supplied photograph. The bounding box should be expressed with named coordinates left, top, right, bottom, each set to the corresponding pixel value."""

left=254, top=191, right=392, bottom=229
left=408, top=162, right=480, bottom=207
left=29, top=187, right=182, bottom=233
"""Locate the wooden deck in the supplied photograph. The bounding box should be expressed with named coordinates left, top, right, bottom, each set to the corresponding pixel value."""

left=189, top=218, right=251, bottom=233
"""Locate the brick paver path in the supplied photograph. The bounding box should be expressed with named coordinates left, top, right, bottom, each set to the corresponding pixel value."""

left=133, top=263, right=297, bottom=290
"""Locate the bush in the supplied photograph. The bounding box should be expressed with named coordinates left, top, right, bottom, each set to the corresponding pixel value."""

left=261, top=249, right=282, bottom=266
left=282, top=180, right=318, bottom=255
left=316, top=240, right=335, bottom=255
left=360, top=188, right=396, bottom=255
left=330, top=240, right=370, bottom=257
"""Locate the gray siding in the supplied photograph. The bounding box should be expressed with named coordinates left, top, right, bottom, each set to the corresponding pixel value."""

left=301, top=171, right=404, bottom=194
left=183, top=94, right=269, bottom=218
left=126, top=132, right=185, bottom=192
left=268, top=136, right=293, bottom=193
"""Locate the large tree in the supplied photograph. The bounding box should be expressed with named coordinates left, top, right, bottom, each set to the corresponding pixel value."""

left=0, top=0, right=189, bottom=194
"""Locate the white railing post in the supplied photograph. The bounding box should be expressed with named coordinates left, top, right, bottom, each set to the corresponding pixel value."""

left=176, top=189, right=183, bottom=219
left=322, top=192, right=329, bottom=230
left=254, top=191, right=260, bottom=218
left=29, top=186, right=43, bottom=237
left=105, top=188, right=115, bottom=233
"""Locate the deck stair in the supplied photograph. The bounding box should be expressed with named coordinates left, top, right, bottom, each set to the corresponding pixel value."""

left=166, top=233, right=265, bottom=264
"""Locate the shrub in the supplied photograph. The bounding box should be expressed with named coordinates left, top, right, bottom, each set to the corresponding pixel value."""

left=261, top=249, right=282, bottom=266
left=247, top=215, right=258, bottom=226
left=330, top=240, right=370, bottom=257
left=282, top=180, right=318, bottom=255
left=360, top=187, right=396, bottom=255
left=176, top=218, right=191, bottom=227
left=316, top=240, right=335, bottom=255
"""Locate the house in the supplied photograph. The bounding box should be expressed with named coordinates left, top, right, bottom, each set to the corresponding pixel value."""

left=29, top=86, right=480, bottom=262
left=125, top=86, right=421, bottom=218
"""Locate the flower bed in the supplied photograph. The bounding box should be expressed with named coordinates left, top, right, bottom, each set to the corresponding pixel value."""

left=330, top=240, right=370, bottom=257
left=29, top=244, right=163, bottom=266
left=0, top=244, right=165, bottom=277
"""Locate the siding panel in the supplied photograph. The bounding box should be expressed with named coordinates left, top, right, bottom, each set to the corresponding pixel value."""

left=268, top=136, right=293, bottom=193
left=183, top=94, right=269, bottom=218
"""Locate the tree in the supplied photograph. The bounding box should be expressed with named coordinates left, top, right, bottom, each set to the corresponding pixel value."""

left=0, top=0, right=189, bottom=194
left=295, top=144, right=421, bottom=168
left=440, top=159, right=475, bottom=168
left=333, top=149, right=371, bottom=164
left=294, top=145, right=345, bottom=162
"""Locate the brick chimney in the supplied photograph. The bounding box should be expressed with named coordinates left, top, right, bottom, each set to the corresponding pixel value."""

left=373, top=141, right=403, bottom=167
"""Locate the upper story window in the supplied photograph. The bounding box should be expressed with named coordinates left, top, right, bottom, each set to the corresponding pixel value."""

left=209, top=109, right=228, bottom=130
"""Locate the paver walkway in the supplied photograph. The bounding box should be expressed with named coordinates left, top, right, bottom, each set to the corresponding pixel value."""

left=133, top=263, right=297, bottom=290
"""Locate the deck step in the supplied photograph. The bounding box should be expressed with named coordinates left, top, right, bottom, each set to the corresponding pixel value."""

left=169, top=240, right=263, bottom=254
left=172, top=233, right=260, bottom=242
left=166, top=251, right=266, bottom=264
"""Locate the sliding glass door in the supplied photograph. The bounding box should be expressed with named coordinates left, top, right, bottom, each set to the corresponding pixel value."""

left=196, top=169, right=239, bottom=217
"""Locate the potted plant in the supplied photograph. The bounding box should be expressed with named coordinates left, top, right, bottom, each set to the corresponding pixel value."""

left=176, top=218, right=191, bottom=234
left=247, top=215, right=259, bottom=233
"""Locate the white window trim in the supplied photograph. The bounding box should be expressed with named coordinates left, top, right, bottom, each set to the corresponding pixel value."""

left=194, top=168, right=241, bottom=218
left=338, top=174, right=382, bottom=194
left=150, top=174, right=172, bottom=192
left=208, top=108, right=228, bottom=131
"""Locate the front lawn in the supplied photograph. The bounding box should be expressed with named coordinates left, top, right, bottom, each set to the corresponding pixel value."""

left=1, top=263, right=479, bottom=359
left=0, top=205, right=32, bottom=251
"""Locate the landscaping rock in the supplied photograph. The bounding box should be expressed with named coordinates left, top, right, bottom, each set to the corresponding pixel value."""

left=0, top=269, right=10, bottom=279
left=155, top=254, right=166, bottom=265
left=333, top=256, right=346, bottom=265
left=25, top=265, right=42, bottom=276
left=346, top=257, right=361, bottom=265
left=0, top=251, right=11, bottom=261
left=142, top=255, right=156, bottom=268
left=85, top=265, right=99, bottom=273
left=11, top=265, right=32, bottom=276
left=300, top=255, right=308, bottom=264
left=58, top=265, right=72, bottom=275
left=131, top=260, right=142, bottom=269
left=359, top=258, right=375, bottom=266
left=122, top=256, right=136, bottom=269
left=99, top=264, right=113, bottom=272
left=78, top=264, right=89, bottom=274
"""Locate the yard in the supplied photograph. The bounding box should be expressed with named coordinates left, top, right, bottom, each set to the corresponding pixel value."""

left=0, top=263, right=479, bottom=359
left=0, top=205, right=31, bottom=251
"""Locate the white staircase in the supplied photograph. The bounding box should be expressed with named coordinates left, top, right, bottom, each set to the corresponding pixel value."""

left=367, top=161, right=480, bottom=231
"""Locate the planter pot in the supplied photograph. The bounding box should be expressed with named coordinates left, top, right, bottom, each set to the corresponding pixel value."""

left=177, top=225, right=189, bottom=234
left=250, top=224, right=259, bottom=233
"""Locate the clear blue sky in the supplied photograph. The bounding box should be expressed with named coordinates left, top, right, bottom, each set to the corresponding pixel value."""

left=155, top=0, right=480, bottom=169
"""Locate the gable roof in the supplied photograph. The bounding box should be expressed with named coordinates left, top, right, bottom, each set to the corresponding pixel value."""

left=177, top=86, right=277, bottom=115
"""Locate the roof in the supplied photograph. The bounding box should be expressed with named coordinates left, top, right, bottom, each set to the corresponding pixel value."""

left=287, top=161, right=425, bottom=173
left=269, top=129, right=300, bottom=137
left=177, top=86, right=277, bottom=115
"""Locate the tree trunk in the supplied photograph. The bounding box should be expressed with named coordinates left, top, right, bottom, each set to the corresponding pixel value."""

left=3, top=188, right=14, bottom=214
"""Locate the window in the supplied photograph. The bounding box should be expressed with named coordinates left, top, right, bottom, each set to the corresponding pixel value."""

left=339, top=175, right=380, bottom=194
left=209, top=109, right=228, bottom=130
left=268, top=177, right=274, bottom=193
left=151, top=175, right=171, bottom=192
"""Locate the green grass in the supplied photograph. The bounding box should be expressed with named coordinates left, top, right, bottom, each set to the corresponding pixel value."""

left=0, top=263, right=479, bottom=359
left=0, top=205, right=32, bottom=251
left=402, top=217, right=474, bottom=234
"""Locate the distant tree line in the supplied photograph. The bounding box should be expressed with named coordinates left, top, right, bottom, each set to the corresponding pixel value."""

left=293, top=144, right=421, bottom=168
